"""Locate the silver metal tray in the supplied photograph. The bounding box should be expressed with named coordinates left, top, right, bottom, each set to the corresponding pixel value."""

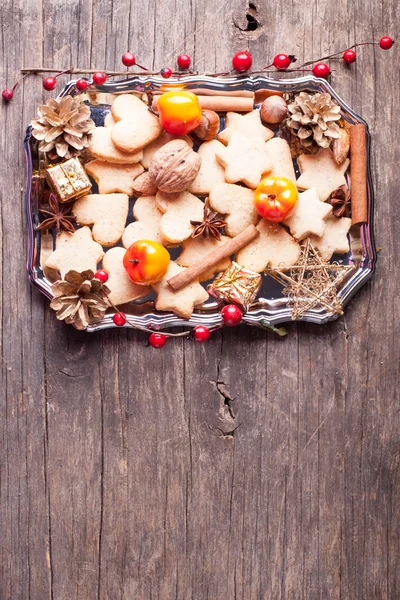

left=24, top=75, right=376, bottom=332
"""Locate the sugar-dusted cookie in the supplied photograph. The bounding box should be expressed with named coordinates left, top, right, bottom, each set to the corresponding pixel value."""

left=152, top=261, right=209, bottom=319
left=309, top=215, right=352, bottom=261
left=141, top=131, right=193, bottom=170
left=88, top=127, right=143, bottom=164
left=85, top=160, right=144, bottom=195
left=208, top=182, right=259, bottom=237
left=122, top=195, right=165, bottom=248
left=110, top=94, right=162, bottom=153
left=218, top=109, right=274, bottom=145
left=188, top=140, right=226, bottom=195
left=73, top=194, right=129, bottom=246
left=296, top=148, right=350, bottom=201
left=236, top=219, right=301, bottom=273
left=177, top=235, right=232, bottom=281
left=104, top=111, right=116, bottom=127
left=264, top=137, right=296, bottom=184
left=283, top=188, right=332, bottom=240
left=102, top=247, right=150, bottom=305
left=215, top=132, right=272, bottom=188
left=156, top=190, right=204, bottom=244
left=45, top=226, right=104, bottom=277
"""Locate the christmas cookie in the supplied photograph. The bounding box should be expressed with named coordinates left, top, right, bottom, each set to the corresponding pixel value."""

left=309, top=215, right=352, bottom=260
left=283, top=188, right=332, bottom=240
left=141, top=130, right=193, bottom=170
left=264, top=137, right=296, bottom=184
left=208, top=183, right=259, bottom=237
left=296, top=148, right=350, bottom=201
left=236, top=220, right=301, bottom=273
left=102, top=247, right=150, bottom=305
left=152, top=261, right=209, bottom=319
left=85, top=160, right=144, bottom=195
left=218, top=109, right=274, bottom=145
left=122, top=195, right=165, bottom=248
left=177, top=235, right=232, bottom=281
left=46, top=226, right=104, bottom=277
left=88, top=126, right=143, bottom=164
left=156, top=190, right=204, bottom=244
left=72, top=193, right=129, bottom=246
left=215, top=132, right=272, bottom=188
left=188, top=140, right=226, bottom=195
left=104, top=111, right=116, bottom=127
left=110, top=94, right=162, bottom=153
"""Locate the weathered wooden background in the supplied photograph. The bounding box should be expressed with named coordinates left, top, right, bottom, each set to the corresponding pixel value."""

left=0, top=0, right=399, bottom=598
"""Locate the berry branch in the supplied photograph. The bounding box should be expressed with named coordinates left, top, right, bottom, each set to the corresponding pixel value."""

left=3, top=37, right=395, bottom=102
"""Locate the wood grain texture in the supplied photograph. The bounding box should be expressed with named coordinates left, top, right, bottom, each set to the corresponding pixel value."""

left=0, top=0, right=399, bottom=598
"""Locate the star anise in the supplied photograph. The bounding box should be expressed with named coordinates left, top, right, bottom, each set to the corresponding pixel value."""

left=328, top=184, right=351, bottom=218
left=190, top=203, right=227, bottom=240
left=37, top=193, right=76, bottom=234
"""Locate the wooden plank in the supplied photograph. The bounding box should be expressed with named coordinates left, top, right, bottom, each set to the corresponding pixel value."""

left=0, top=0, right=399, bottom=598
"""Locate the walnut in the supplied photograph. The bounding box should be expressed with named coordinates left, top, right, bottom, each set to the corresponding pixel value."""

left=148, top=139, right=201, bottom=193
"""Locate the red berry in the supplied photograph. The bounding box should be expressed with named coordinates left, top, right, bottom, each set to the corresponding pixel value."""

left=122, top=52, right=136, bottom=67
left=94, top=269, right=109, bottom=283
left=193, top=325, right=210, bottom=343
left=160, top=67, right=173, bottom=78
left=177, top=54, right=191, bottom=69
left=149, top=333, right=167, bottom=348
left=273, top=54, right=291, bottom=70
left=312, top=62, right=331, bottom=78
left=113, top=312, right=127, bottom=327
left=232, top=50, right=253, bottom=73
left=343, top=49, right=357, bottom=64
left=42, top=76, right=57, bottom=91
left=92, top=71, right=107, bottom=85
left=76, top=78, right=89, bottom=91
left=379, top=36, right=394, bottom=50
left=2, top=88, right=13, bottom=101
left=221, top=304, right=242, bottom=326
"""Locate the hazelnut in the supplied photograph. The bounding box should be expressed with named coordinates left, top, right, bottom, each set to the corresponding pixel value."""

left=260, top=96, right=288, bottom=125
left=132, top=172, right=158, bottom=195
left=192, top=110, right=220, bottom=141
left=149, top=139, right=201, bottom=193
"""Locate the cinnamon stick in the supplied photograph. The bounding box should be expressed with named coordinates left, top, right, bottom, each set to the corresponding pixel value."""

left=152, top=94, right=254, bottom=113
left=350, top=124, right=368, bottom=225
left=167, top=225, right=259, bottom=291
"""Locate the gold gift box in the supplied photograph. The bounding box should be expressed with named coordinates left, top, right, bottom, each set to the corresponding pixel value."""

left=45, top=157, right=91, bottom=204
left=208, top=261, right=262, bottom=311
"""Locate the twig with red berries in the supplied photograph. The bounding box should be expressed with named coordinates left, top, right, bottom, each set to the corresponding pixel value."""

left=2, top=37, right=395, bottom=103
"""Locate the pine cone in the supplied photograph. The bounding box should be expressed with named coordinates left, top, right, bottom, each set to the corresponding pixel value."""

left=31, top=95, right=95, bottom=160
left=50, top=270, right=110, bottom=330
left=285, top=92, right=341, bottom=150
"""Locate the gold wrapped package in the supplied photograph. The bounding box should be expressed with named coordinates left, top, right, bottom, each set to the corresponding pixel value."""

left=208, top=261, right=262, bottom=311
left=45, top=158, right=91, bottom=203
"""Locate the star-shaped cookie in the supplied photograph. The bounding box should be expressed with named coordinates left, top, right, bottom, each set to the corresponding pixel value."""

left=45, top=226, right=104, bottom=277
left=309, top=215, right=352, bottom=260
left=152, top=262, right=209, bottom=319
left=296, top=148, right=350, bottom=202
left=218, top=109, right=274, bottom=145
left=264, top=137, right=296, bottom=184
left=236, top=220, right=301, bottom=273
left=102, top=247, right=150, bottom=305
left=122, top=195, right=166, bottom=248
left=283, top=188, right=332, bottom=240
left=215, top=132, right=272, bottom=189
left=85, top=160, right=144, bottom=195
